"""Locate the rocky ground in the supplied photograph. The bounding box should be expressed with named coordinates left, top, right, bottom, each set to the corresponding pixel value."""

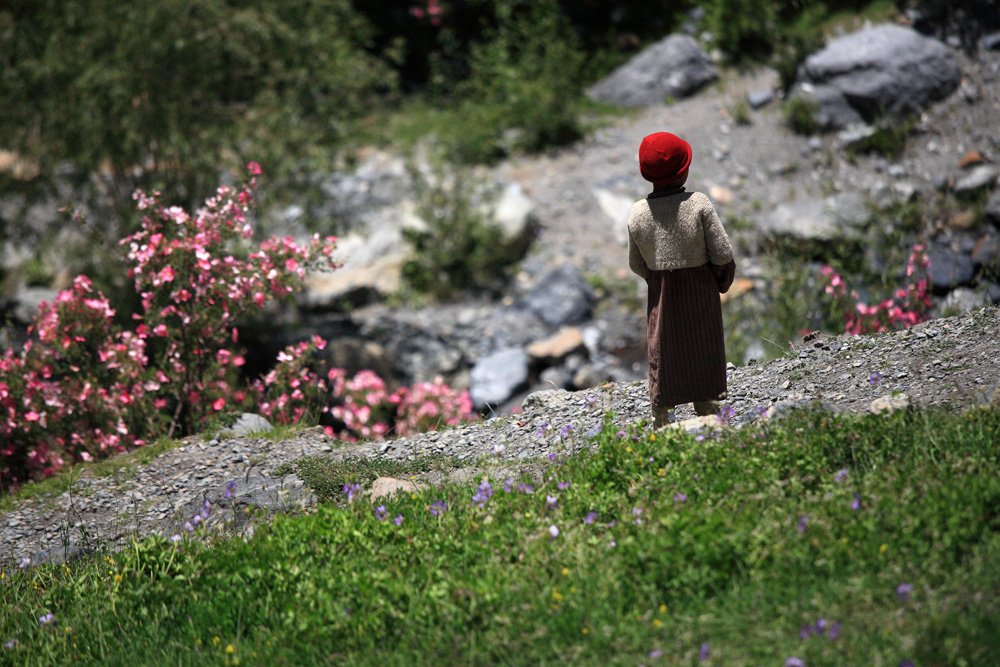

left=4, top=305, right=998, bottom=568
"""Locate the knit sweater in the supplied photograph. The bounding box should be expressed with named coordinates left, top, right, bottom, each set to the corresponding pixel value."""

left=627, top=191, right=734, bottom=280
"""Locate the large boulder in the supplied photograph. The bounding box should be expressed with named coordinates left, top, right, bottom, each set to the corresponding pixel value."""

left=793, top=24, right=961, bottom=129
left=760, top=192, right=870, bottom=243
left=522, top=265, right=596, bottom=327
left=469, top=348, right=530, bottom=411
left=587, top=34, right=718, bottom=107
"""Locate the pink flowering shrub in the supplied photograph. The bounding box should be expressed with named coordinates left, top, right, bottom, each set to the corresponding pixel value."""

left=1, top=165, right=339, bottom=490
left=819, top=244, right=932, bottom=335
left=1, top=164, right=475, bottom=492
left=325, top=369, right=475, bottom=443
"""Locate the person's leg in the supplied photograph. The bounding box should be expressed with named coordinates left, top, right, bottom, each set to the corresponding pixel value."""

left=693, top=401, right=718, bottom=417
left=653, top=405, right=675, bottom=428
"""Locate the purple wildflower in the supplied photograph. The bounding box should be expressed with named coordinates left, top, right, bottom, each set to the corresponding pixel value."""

left=473, top=481, right=493, bottom=508
left=815, top=618, right=828, bottom=632
left=584, top=511, right=598, bottom=525
left=717, top=405, right=735, bottom=425
left=852, top=492, right=861, bottom=511
left=546, top=495, right=559, bottom=509
left=869, top=371, right=882, bottom=386
left=896, top=583, right=913, bottom=602
left=561, top=424, right=574, bottom=437
left=193, top=514, right=202, bottom=526
left=834, top=468, right=849, bottom=483
left=3, top=639, right=17, bottom=649
left=756, top=405, right=768, bottom=416
left=584, top=395, right=596, bottom=409
left=548, top=524, right=559, bottom=538
left=616, top=430, right=625, bottom=437
left=203, top=499, right=211, bottom=517
left=342, top=483, right=363, bottom=502
left=699, top=642, right=710, bottom=662
left=674, top=493, right=688, bottom=503
left=649, top=649, right=663, bottom=658
left=430, top=500, right=447, bottom=516
left=394, top=514, right=403, bottom=526
left=170, top=534, right=182, bottom=544
left=225, top=480, right=237, bottom=498
left=606, top=520, right=617, bottom=528
left=38, top=613, right=55, bottom=627
left=537, top=423, right=549, bottom=437
left=548, top=452, right=557, bottom=461
left=632, top=507, right=643, bottom=525
left=797, top=515, right=809, bottom=533
left=828, top=621, right=841, bottom=640
left=18, top=557, right=29, bottom=569
left=557, top=481, right=570, bottom=490
left=184, top=521, right=194, bottom=534
left=375, top=505, right=387, bottom=521
left=799, top=624, right=814, bottom=640
left=899, top=661, right=915, bottom=667
left=517, top=482, right=534, bottom=494
left=695, top=434, right=706, bottom=441
left=492, top=443, right=505, bottom=457
left=785, top=658, right=804, bottom=667
left=504, top=478, right=514, bottom=493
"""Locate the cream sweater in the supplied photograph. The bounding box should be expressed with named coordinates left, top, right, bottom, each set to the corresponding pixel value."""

left=627, top=191, right=734, bottom=280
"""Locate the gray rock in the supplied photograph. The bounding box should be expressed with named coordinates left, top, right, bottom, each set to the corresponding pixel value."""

left=971, top=234, right=1000, bottom=272
left=587, top=34, right=718, bottom=107
left=761, top=192, right=869, bottom=242
left=795, top=24, right=961, bottom=129
left=982, top=33, right=1000, bottom=51
left=221, top=413, right=274, bottom=437
left=939, top=287, right=991, bottom=315
left=539, top=366, right=573, bottom=390
left=869, top=393, right=911, bottom=415
left=523, top=265, right=596, bottom=327
left=11, top=287, right=60, bottom=325
left=594, top=188, right=636, bottom=246
left=927, top=244, right=975, bottom=289
left=985, top=190, right=1000, bottom=225
left=488, top=182, right=540, bottom=258
left=952, top=164, right=1000, bottom=194
left=747, top=89, right=775, bottom=108
left=469, top=348, right=530, bottom=410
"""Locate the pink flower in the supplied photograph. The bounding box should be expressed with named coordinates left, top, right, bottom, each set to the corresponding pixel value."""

left=247, top=161, right=262, bottom=175
left=25, top=411, right=40, bottom=422
left=213, top=398, right=226, bottom=411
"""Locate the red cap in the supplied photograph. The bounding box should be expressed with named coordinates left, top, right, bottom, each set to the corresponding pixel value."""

left=638, top=132, right=692, bottom=184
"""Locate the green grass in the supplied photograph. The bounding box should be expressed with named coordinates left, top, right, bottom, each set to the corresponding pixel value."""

left=3, top=407, right=999, bottom=665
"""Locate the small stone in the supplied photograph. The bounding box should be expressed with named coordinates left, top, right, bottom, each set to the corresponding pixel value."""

left=869, top=394, right=911, bottom=415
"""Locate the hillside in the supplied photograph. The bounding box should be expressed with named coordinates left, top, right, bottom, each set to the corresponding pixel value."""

left=4, top=305, right=997, bottom=567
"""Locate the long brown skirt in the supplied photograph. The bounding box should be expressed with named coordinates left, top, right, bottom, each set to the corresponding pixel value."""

left=646, top=261, right=735, bottom=408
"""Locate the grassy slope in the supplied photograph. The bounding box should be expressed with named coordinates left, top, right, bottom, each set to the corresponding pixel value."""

left=2, top=407, right=999, bottom=665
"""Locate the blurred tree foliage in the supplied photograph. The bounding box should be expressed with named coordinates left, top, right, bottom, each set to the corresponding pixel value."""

left=0, top=0, right=394, bottom=214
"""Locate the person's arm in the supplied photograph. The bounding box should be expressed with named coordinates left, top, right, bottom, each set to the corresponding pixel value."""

left=628, top=228, right=651, bottom=280
left=701, top=197, right=735, bottom=292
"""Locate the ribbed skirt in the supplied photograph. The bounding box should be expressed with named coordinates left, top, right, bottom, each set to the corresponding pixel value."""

left=646, top=261, right=735, bottom=408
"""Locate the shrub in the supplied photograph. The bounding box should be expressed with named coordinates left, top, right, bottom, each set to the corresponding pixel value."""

left=0, top=165, right=340, bottom=490
left=401, top=159, right=526, bottom=298
left=819, top=244, right=932, bottom=335
left=783, top=95, right=820, bottom=135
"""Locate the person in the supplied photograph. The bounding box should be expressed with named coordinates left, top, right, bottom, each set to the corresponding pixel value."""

left=627, top=132, right=736, bottom=428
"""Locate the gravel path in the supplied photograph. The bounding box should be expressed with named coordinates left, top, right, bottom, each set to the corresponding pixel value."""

left=4, top=306, right=997, bottom=568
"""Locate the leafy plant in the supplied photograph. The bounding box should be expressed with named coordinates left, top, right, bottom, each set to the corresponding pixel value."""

left=783, top=95, right=821, bottom=135
left=401, top=158, right=526, bottom=298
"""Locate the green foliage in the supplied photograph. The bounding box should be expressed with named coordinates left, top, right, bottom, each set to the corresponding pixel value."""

left=845, top=118, right=916, bottom=162
left=446, top=0, right=586, bottom=164
left=0, top=0, right=394, bottom=212
left=4, top=408, right=1000, bottom=664
left=784, top=95, right=821, bottom=135
left=401, top=158, right=528, bottom=298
